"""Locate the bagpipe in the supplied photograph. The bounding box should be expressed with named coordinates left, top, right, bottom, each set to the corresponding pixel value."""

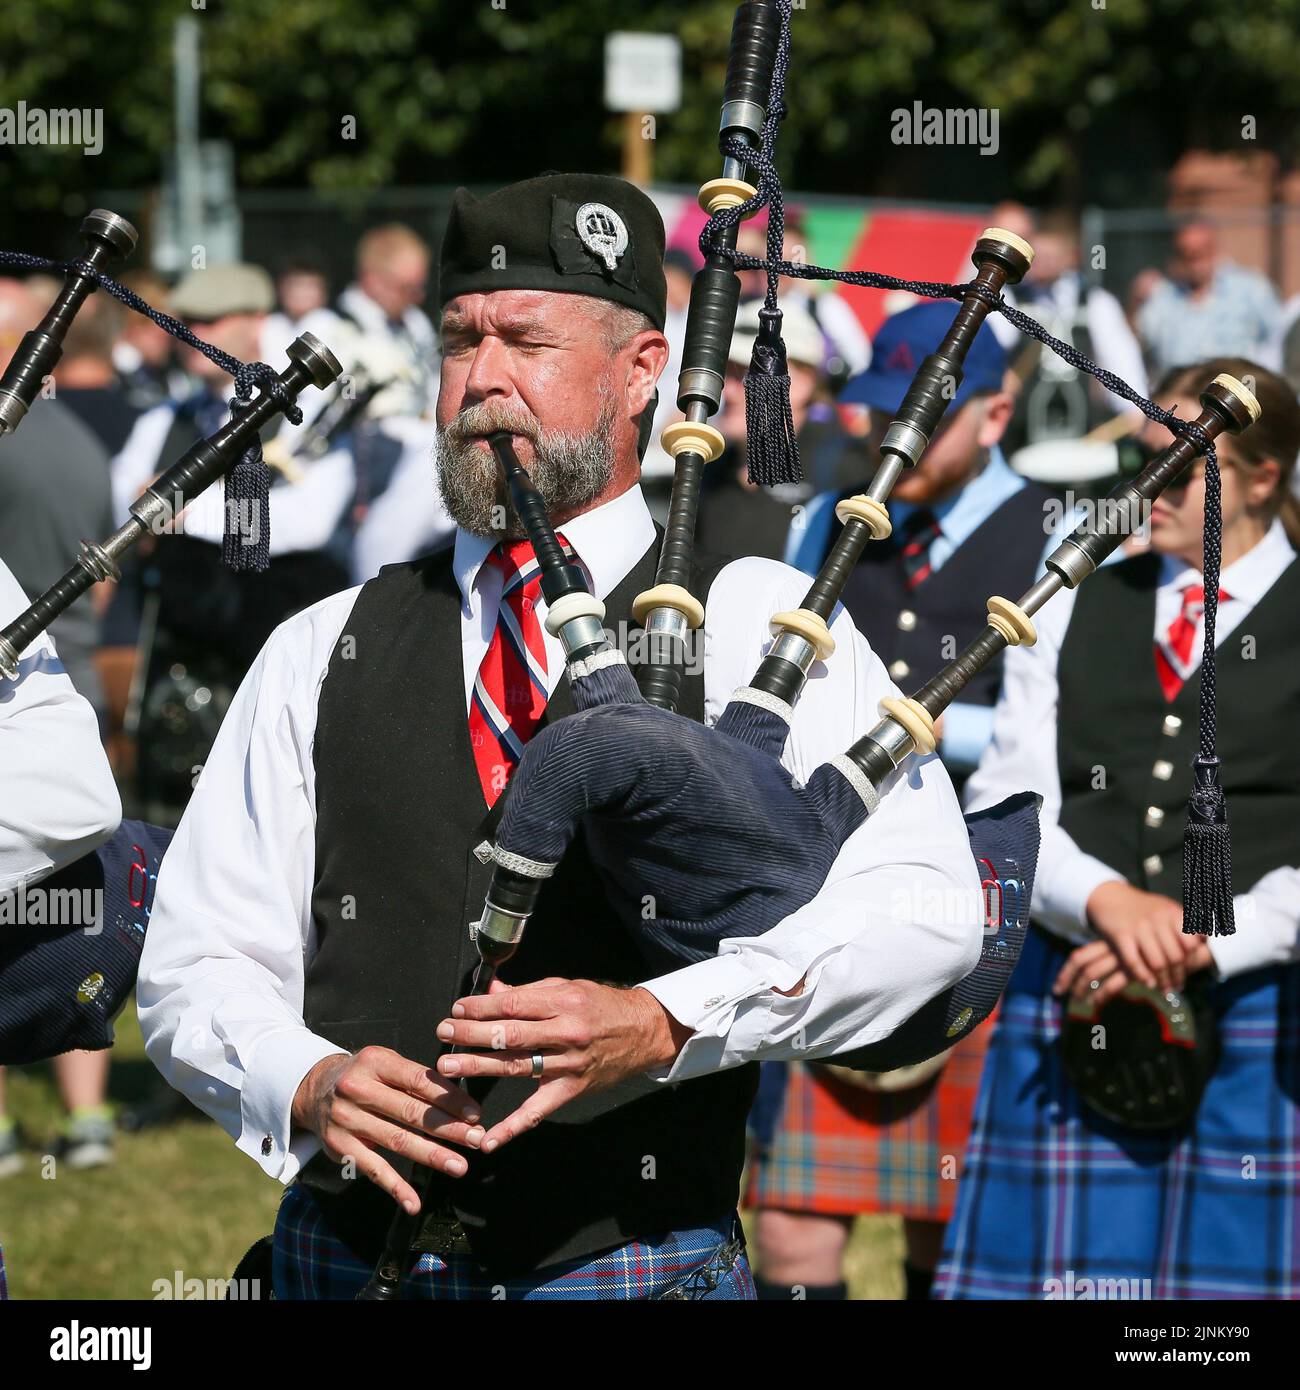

left=0, top=822, right=173, bottom=1067
left=0, top=213, right=345, bottom=683
left=358, top=0, right=1257, bottom=1301
left=473, top=0, right=1256, bottom=1036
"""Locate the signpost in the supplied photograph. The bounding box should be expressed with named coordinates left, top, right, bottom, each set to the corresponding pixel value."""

left=604, top=33, right=682, bottom=186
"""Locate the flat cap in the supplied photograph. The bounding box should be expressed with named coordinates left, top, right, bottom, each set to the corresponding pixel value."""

left=169, top=263, right=275, bottom=320
left=439, top=173, right=667, bottom=331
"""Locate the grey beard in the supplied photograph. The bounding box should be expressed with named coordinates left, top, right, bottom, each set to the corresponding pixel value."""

left=435, top=394, right=618, bottom=540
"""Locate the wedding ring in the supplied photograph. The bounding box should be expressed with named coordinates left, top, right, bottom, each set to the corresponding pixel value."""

left=531, top=1053, right=544, bottom=1079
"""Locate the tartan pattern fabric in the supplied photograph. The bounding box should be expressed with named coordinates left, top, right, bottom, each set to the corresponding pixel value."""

left=468, top=536, right=572, bottom=806
left=744, top=1026, right=994, bottom=1223
left=272, top=1185, right=754, bottom=1300
left=936, top=928, right=1300, bottom=1300
left=1154, top=583, right=1227, bottom=701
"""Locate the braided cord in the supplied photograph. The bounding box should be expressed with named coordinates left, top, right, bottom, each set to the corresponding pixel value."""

left=0, top=249, right=302, bottom=423
left=699, top=0, right=1224, bottom=774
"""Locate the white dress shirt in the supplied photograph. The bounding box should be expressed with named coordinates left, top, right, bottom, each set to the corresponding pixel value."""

left=965, top=519, right=1299, bottom=978
left=138, top=483, right=983, bottom=1183
left=110, top=403, right=356, bottom=558
left=0, top=558, right=121, bottom=892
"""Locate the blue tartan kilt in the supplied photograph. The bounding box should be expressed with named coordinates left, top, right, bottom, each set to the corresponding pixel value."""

left=936, top=927, right=1300, bottom=1300
left=273, top=1184, right=755, bottom=1300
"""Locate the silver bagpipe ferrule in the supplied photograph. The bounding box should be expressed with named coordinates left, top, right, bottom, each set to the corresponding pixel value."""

left=745, top=227, right=1035, bottom=714
left=836, top=373, right=1261, bottom=804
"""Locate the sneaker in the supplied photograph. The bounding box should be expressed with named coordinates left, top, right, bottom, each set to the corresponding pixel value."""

left=0, top=1120, right=21, bottom=1179
left=59, top=1106, right=116, bottom=1170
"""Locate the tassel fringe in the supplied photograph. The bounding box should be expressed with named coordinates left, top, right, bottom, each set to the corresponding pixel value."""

left=1182, top=755, right=1235, bottom=937
left=744, top=307, right=802, bottom=486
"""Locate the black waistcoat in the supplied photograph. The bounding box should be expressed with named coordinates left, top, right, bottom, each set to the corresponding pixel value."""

left=840, top=481, right=1053, bottom=707
left=299, top=538, right=758, bottom=1274
left=1057, top=549, right=1300, bottom=900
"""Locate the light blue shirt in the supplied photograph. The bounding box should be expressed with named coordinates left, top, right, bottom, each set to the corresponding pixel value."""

left=784, top=447, right=1025, bottom=771
left=1138, top=262, right=1281, bottom=376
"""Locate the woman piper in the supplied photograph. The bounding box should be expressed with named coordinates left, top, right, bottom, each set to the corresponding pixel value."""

left=937, top=357, right=1300, bottom=1300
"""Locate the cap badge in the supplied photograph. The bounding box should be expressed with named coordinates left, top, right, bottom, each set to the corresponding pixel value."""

left=575, top=202, right=629, bottom=272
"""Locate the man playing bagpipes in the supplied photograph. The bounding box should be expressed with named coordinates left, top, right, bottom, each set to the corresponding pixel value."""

left=135, top=170, right=989, bottom=1301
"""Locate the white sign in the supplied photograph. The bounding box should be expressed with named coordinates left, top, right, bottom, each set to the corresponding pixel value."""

left=604, top=32, right=682, bottom=114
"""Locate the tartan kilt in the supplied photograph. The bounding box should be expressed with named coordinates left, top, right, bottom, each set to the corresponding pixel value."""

left=744, top=1021, right=995, bottom=1222
left=936, top=927, right=1300, bottom=1300
left=273, top=1185, right=755, bottom=1300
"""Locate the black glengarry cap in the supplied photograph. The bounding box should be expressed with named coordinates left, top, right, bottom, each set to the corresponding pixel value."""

left=438, top=172, right=668, bottom=331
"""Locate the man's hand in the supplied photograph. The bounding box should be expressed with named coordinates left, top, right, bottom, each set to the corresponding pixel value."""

left=1084, top=880, right=1191, bottom=992
left=1055, top=931, right=1214, bottom=1006
left=434, top=977, right=693, bottom=1153
left=292, top=1047, right=485, bottom=1214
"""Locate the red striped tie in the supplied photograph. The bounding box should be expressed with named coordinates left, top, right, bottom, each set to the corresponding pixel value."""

left=468, top=536, right=571, bottom=805
left=1154, top=583, right=1228, bottom=702
left=898, top=508, right=942, bottom=589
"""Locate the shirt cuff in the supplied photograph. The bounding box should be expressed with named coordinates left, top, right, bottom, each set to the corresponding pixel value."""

left=237, top=1028, right=349, bottom=1182
left=1033, top=855, right=1125, bottom=946
left=639, top=951, right=772, bottom=1081
left=1205, top=896, right=1285, bottom=980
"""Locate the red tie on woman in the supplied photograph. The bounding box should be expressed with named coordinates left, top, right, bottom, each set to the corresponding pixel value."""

left=468, top=536, right=573, bottom=805
left=1154, top=583, right=1229, bottom=702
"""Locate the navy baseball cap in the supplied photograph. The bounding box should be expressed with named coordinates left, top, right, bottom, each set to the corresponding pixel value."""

left=841, top=300, right=1007, bottom=414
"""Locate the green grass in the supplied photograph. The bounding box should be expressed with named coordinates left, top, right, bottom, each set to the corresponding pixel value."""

left=0, top=1003, right=280, bottom=1300
left=0, top=1005, right=902, bottom=1299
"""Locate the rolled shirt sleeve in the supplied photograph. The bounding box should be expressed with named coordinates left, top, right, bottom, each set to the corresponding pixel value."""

left=0, top=559, right=121, bottom=892
left=1208, top=867, right=1300, bottom=979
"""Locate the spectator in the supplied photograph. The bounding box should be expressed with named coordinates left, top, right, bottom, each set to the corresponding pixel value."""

left=261, top=254, right=339, bottom=369
left=0, top=279, right=115, bottom=720
left=334, top=223, right=438, bottom=417
left=111, top=271, right=185, bottom=411
left=994, top=210, right=1148, bottom=449
left=695, top=300, right=870, bottom=563
left=49, top=289, right=142, bottom=457
left=1137, top=220, right=1280, bottom=375
left=737, top=215, right=871, bottom=383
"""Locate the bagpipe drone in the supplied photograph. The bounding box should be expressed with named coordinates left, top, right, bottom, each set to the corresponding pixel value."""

left=360, top=0, right=1258, bottom=1303
left=472, top=0, right=1255, bottom=1035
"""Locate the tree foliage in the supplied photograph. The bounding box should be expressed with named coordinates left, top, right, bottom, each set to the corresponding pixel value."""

left=2, top=0, right=1299, bottom=238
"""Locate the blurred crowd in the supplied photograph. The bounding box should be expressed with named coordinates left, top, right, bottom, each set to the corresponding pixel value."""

left=2, top=195, right=1299, bottom=1307
left=0, top=208, right=1284, bottom=976
left=1, top=202, right=1296, bottom=828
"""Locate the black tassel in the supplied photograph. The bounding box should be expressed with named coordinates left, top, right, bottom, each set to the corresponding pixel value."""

left=221, top=409, right=272, bottom=572
left=1182, top=757, right=1235, bottom=937
left=744, top=306, right=802, bottom=486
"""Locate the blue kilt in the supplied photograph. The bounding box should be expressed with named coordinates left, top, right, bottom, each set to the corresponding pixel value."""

left=273, top=1184, right=755, bottom=1300
left=936, top=927, right=1300, bottom=1300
